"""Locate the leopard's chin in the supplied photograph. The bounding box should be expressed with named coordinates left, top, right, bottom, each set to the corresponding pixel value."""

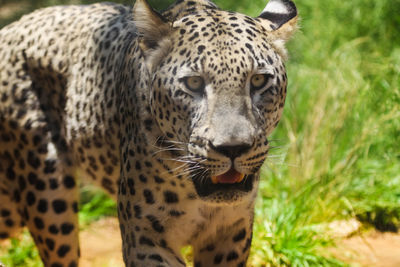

left=190, top=168, right=257, bottom=203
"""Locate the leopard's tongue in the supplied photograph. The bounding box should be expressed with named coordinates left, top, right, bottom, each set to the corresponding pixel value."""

left=211, top=168, right=245, bottom=184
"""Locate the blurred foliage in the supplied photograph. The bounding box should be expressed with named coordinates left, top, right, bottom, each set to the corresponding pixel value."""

left=250, top=0, right=400, bottom=265
left=0, top=230, right=42, bottom=267
left=79, top=186, right=117, bottom=226
left=1, top=0, right=399, bottom=266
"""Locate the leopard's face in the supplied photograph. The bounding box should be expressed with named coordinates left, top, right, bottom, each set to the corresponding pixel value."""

left=146, top=10, right=288, bottom=203
left=131, top=0, right=298, bottom=204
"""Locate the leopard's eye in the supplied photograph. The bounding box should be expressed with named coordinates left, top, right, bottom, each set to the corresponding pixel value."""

left=182, top=76, right=205, bottom=94
left=250, top=74, right=272, bottom=91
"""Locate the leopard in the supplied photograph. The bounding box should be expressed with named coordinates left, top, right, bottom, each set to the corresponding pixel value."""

left=0, top=0, right=298, bottom=266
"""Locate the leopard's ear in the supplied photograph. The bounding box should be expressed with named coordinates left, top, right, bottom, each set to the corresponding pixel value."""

left=258, top=0, right=298, bottom=59
left=133, top=0, right=172, bottom=69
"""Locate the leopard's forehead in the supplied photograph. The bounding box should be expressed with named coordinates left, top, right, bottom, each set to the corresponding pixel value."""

left=167, top=10, right=282, bottom=86
left=172, top=9, right=271, bottom=45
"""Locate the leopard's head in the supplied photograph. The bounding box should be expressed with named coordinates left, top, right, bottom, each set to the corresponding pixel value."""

left=134, top=0, right=298, bottom=203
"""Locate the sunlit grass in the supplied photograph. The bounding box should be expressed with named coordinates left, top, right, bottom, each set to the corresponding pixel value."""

left=79, top=186, right=117, bottom=226
left=0, top=231, right=42, bottom=267
left=250, top=179, right=346, bottom=267
left=247, top=0, right=400, bottom=264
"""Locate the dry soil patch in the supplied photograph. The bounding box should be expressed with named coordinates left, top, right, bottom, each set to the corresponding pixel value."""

left=80, top=218, right=400, bottom=267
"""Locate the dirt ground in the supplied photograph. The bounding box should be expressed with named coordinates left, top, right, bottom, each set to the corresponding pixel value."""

left=330, top=231, right=400, bottom=267
left=80, top=218, right=124, bottom=267
left=79, top=217, right=400, bottom=267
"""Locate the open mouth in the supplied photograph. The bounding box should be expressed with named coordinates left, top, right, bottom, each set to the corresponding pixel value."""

left=191, top=167, right=255, bottom=198
left=211, top=168, right=246, bottom=184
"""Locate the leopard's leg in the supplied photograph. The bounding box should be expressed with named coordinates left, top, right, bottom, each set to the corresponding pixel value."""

left=118, top=192, right=187, bottom=267
left=0, top=152, right=24, bottom=239
left=0, top=92, right=80, bottom=267
left=0, top=179, right=24, bottom=240
left=0, top=123, right=25, bottom=240
left=19, top=143, right=80, bottom=267
left=3, top=128, right=80, bottom=267
left=192, top=209, right=254, bottom=267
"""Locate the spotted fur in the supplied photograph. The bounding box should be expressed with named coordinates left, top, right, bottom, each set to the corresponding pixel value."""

left=0, top=0, right=298, bottom=266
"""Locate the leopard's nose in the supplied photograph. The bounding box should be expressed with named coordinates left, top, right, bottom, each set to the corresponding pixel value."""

left=210, top=142, right=252, bottom=159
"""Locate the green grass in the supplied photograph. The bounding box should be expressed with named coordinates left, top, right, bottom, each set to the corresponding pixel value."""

left=251, top=180, right=345, bottom=267
left=79, top=186, right=117, bottom=226
left=0, top=231, right=42, bottom=267
left=246, top=0, right=400, bottom=265
left=1, top=0, right=399, bottom=266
